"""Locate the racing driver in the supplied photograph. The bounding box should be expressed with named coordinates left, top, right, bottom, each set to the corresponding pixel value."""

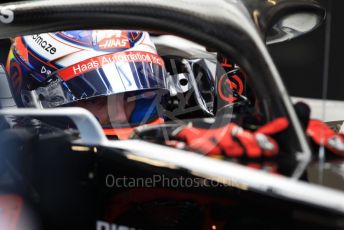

left=5, top=29, right=344, bottom=159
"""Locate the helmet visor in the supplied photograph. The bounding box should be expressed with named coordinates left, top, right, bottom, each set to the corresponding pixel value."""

left=34, top=51, right=167, bottom=108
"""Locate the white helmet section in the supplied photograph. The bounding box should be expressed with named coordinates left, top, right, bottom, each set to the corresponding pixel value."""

left=22, top=30, right=157, bottom=69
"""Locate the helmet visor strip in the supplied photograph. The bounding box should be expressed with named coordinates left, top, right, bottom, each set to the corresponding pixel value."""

left=33, top=51, right=168, bottom=108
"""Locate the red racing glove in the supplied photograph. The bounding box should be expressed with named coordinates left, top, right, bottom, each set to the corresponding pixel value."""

left=175, top=118, right=289, bottom=158
left=307, top=119, right=344, bottom=157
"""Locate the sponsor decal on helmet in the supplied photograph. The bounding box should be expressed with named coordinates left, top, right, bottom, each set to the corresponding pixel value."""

left=55, top=30, right=144, bottom=52
left=95, top=30, right=130, bottom=50
left=31, top=34, right=57, bottom=55
left=58, top=51, right=165, bottom=81
left=91, top=30, right=144, bottom=52
left=40, top=65, right=52, bottom=76
left=0, top=5, right=15, bottom=24
left=23, top=33, right=82, bottom=61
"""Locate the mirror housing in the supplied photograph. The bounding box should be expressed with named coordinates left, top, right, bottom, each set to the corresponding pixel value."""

left=266, top=10, right=323, bottom=44
left=241, top=0, right=326, bottom=44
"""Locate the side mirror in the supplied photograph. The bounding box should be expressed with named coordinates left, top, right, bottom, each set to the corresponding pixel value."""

left=241, top=0, right=326, bottom=44
left=266, top=10, right=324, bottom=44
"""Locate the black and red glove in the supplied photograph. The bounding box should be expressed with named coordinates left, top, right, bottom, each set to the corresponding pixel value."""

left=294, top=101, right=344, bottom=157
left=307, top=119, right=344, bottom=157
left=174, top=118, right=289, bottom=158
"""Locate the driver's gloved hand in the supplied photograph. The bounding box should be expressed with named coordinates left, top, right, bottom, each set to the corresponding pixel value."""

left=173, top=117, right=289, bottom=158
left=294, top=101, right=344, bottom=157
left=307, top=119, right=344, bottom=157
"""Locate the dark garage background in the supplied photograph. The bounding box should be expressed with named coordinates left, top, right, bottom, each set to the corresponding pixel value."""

left=268, top=0, right=344, bottom=101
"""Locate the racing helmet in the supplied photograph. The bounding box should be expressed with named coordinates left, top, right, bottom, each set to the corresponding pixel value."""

left=6, top=30, right=168, bottom=138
